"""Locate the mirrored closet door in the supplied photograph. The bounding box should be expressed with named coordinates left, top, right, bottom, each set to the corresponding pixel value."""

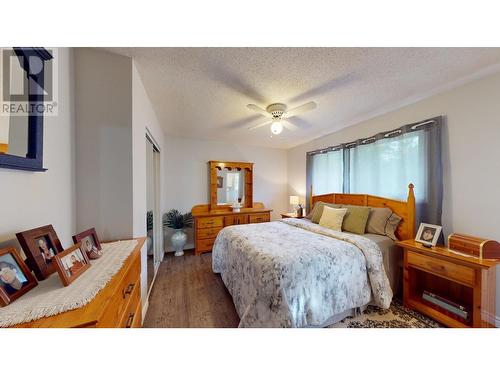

left=146, top=133, right=162, bottom=296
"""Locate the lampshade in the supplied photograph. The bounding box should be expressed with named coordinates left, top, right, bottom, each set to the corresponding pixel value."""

left=289, top=195, right=299, bottom=205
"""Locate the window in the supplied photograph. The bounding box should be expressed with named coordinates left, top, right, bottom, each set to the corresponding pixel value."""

left=311, top=149, right=343, bottom=195
left=349, top=131, right=427, bottom=202
left=306, top=117, right=443, bottom=225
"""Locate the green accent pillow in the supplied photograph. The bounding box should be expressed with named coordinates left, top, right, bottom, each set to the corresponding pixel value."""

left=309, top=202, right=343, bottom=224
left=342, top=205, right=371, bottom=235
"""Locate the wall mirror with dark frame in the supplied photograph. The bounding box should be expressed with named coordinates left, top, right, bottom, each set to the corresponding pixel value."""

left=0, top=47, right=53, bottom=172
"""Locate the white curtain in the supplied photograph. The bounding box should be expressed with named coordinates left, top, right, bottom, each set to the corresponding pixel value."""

left=349, top=131, right=426, bottom=203
left=306, top=117, right=443, bottom=226
left=311, top=150, right=343, bottom=195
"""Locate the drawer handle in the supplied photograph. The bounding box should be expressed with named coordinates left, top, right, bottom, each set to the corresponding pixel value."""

left=125, top=313, right=135, bottom=328
left=427, top=263, right=446, bottom=273
left=122, top=283, right=135, bottom=299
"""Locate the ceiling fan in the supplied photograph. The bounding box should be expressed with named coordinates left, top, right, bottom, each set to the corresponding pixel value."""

left=246, top=101, right=317, bottom=135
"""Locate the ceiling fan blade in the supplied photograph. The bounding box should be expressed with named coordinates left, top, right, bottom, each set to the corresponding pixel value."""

left=247, top=104, right=272, bottom=118
left=247, top=121, right=272, bottom=131
left=283, top=101, right=317, bottom=118
left=282, top=120, right=299, bottom=131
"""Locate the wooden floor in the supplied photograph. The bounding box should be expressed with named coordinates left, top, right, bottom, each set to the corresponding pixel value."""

left=143, top=250, right=240, bottom=328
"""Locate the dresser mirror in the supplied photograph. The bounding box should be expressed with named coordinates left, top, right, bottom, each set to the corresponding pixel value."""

left=209, top=161, right=253, bottom=210
left=216, top=168, right=245, bottom=205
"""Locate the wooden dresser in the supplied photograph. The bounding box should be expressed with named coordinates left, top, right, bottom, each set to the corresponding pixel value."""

left=397, top=239, right=498, bottom=328
left=14, top=237, right=145, bottom=328
left=192, top=203, right=272, bottom=255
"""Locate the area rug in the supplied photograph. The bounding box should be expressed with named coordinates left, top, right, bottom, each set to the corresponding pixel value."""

left=329, top=300, right=442, bottom=328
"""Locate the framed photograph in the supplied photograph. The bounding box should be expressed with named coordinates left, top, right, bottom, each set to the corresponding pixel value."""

left=54, top=243, right=91, bottom=286
left=73, top=228, right=102, bottom=260
left=415, top=223, right=442, bottom=247
left=0, top=247, right=38, bottom=307
left=16, top=225, right=64, bottom=280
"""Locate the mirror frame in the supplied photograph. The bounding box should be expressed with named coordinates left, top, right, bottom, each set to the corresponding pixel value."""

left=0, top=47, right=53, bottom=172
left=209, top=160, right=253, bottom=211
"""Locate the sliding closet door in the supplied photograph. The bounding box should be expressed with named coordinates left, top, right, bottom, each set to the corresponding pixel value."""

left=146, top=134, right=162, bottom=295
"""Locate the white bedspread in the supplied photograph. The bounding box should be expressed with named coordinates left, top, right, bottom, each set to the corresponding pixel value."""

left=212, top=219, right=392, bottom=328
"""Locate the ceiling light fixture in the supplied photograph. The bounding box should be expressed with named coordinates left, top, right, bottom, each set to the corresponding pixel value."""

left=270, top=121, right=283, bottom=135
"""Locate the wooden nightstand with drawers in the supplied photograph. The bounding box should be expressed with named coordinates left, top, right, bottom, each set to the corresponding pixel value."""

left=396, top=239, right=498, bottom=328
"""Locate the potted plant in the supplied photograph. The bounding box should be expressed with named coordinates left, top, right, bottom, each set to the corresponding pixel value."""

left=163, top=209, right=193, bottom=256
left=146, top=210, right=154, bottom=255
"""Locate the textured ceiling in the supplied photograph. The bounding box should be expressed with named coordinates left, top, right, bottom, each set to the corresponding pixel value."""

left=105, top=48, right=500, bottom=149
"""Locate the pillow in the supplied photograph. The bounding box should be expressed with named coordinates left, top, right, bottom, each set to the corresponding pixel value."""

left=309, top=202, right=343, bottom=224
left=318, top=206, right=347, bottom=232
left=305, top=202, right=318, bottom=220
left=384, top=212, right=402, bottom=241
left=342, top=205, right=371, bottom=235
left=366, top=207, right=402, bottom=241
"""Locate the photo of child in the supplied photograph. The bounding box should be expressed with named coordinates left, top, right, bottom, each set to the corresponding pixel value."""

left=81, top=235, right=102, bottom=259
left=35, top=236, right=56, bottom=264
left=420, top=227, right=436, bottom=242
left=60, top=248, right=87, bottom=278
left=415, top=223, right=442, bottom=247
left=0, top=253, right=29, bottom=296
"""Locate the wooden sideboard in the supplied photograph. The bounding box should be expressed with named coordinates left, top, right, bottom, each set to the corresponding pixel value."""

left=397, top=239, right=497, bottom=328
left=192, top=203, right=272, bottom=255
left=14, top=237, right=145, bottom=328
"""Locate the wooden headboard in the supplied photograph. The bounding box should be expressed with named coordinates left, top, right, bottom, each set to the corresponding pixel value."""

left=310, top=184, right=416, bottom=241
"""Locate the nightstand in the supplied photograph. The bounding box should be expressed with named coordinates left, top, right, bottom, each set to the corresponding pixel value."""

left=280, top=213, right=304, bottom=219
left=396, top=239, right=498, bottom=328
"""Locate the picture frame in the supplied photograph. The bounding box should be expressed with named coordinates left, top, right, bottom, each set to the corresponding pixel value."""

left=0, top=247, right=38, bottom=307
left=415, top=223, right=442, bottom=247
left=73, top=228, right=103, bottom=260
left=54, top=243, right=91, bottom=287
left=16, top=225, right=64, bottom=280
left=217, top=176, right=223, bottom=188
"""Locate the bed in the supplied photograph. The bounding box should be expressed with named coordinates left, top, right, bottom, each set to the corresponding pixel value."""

left=212, top=184, right=416, bottom=328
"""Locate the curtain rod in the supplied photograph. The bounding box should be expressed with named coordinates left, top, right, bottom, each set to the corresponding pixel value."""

left=307, top=116, right=441, bottom=156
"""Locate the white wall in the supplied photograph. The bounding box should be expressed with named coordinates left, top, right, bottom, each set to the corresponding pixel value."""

left=287, top=70, right=500, bottom=325
left=75, top=50, right=169, bottom=314
left=74, top=48, right=134, bottom=241
left=0, top=48, right=75, bottom=251
left=163, top=135, right=288, bottom=250
left=132, top=61, right=167, bottom=312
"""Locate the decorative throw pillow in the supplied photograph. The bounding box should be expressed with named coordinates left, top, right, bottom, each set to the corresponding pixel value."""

left=311, top=202, right=342, bottom=224
left=366, top=207, right=402, bottom=241
left=384, top=212, right=402, bottom=241
left=305, top=202, right=319, bottom=220
left=318, top=206, right=347, bottom=232
left=342, top=205, right=371, bottom=235
left=310, top=202, right=343, bottom=224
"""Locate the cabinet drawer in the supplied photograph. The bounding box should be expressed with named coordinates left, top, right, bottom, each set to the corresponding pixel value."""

left=225, top=215, right=249, bottom=226
left=249, top=213, right=270, bottom=223
left=197, top=227, right=221, bottom=239
left=197, top=216, right=224, bottom=229
left=197, top=238, right=215, bottom=252
left=119, top=281, right=141, bottom=328
left=99, top=255, right=141, bottom=327
left=407, top=251, right=475, bottom=286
